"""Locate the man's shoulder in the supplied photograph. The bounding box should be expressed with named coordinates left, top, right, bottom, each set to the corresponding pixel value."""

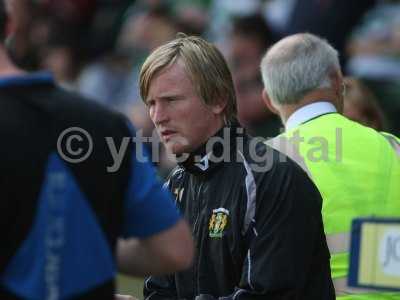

left=165, top=166, right=186, bottom=187
left=36, top=86, right=133, bottom=141
left=4, top=81, right=127, bottom=130
left=240, top=135, right=300, bottom=174
left=169, top=166, right=185, bottom=179
left=51, top=86, right=125, bottom=123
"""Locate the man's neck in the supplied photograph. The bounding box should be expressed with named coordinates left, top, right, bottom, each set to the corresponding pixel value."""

left=0, top=45, right=25, bottom=77
left=279, top=89, right=340, bottom=124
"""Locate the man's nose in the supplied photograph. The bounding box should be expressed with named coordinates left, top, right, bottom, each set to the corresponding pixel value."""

left=151, top=102, right=169, bottom=125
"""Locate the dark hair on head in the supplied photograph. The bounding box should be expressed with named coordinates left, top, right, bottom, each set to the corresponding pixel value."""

left=232, top=14, right=274, bottom=49
left=0, top=0, right=6, bottom=41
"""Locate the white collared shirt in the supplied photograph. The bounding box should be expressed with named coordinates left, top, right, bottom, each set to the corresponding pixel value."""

left=285, top=101, right=337, bottom=131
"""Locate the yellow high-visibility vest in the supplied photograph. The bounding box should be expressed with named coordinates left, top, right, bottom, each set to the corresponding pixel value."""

left=269, top=113, right=400, bottom=299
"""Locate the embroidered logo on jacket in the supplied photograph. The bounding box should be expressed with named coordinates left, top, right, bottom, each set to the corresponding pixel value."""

left=209, top=208, right=229, bottom=238
left=173, top=188, right=184, bottom=203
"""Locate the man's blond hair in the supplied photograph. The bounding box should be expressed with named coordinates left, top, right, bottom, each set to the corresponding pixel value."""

left=139, top=34, right=237, bottom=123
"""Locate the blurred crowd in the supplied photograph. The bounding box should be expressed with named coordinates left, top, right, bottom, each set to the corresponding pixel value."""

left=8, top=0, right=400, bottom=176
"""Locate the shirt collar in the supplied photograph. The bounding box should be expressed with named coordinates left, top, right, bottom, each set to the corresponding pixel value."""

left=285, top=101, right=337, bottom=131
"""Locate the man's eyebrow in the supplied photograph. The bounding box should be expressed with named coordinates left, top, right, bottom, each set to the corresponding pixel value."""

left=157, top=93, right=185, bottom=100
left=145, top=94, right=184, bottom=105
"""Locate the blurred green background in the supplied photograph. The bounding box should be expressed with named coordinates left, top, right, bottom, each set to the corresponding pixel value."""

left=117, top=275, right=144, bottom=299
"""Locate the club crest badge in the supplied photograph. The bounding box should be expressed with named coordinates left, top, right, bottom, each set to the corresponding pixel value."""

left=208, top=208, right=229, bottom=238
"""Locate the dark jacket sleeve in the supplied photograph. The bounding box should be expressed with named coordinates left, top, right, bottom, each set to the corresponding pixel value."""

left=143, top=169, right=182, bottom=300
left=219, top=161, right=333, bottom=299
left=143, top=274, right=178, bottom=300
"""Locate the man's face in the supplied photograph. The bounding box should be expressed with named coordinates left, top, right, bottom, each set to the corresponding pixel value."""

left=146, top=61, right=224, bottom=155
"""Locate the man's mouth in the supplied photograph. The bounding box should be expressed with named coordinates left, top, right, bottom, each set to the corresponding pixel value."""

left=160, top=130, right=177, bottom=141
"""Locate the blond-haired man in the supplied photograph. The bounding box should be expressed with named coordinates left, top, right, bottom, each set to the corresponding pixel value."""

left=140, top=34, right=335, bottom=300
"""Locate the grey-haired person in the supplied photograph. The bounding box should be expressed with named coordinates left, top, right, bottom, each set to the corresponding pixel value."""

left=261, top=33, right=400, bottom=299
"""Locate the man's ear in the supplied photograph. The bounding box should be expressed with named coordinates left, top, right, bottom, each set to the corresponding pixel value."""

left=330, top=70, right=344, bottom=113
left=331, top=71, right=341, bottom=94
left=211, top=99, right=227, bottom=115
left=262, top=89, right=279, bottom=115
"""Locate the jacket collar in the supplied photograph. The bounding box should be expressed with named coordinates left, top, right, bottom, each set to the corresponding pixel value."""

left=178, top=123, right=244, bottom=175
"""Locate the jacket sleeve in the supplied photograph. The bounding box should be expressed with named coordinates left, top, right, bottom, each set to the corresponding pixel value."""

left=143, top=274, right=178, bottom=300
left=143, top=169, right=182, bottom=300
left=219, top=161, right=330, bottom=299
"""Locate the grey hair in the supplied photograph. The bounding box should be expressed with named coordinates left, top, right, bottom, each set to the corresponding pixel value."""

left=260, top=33, right=340, bottom=105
